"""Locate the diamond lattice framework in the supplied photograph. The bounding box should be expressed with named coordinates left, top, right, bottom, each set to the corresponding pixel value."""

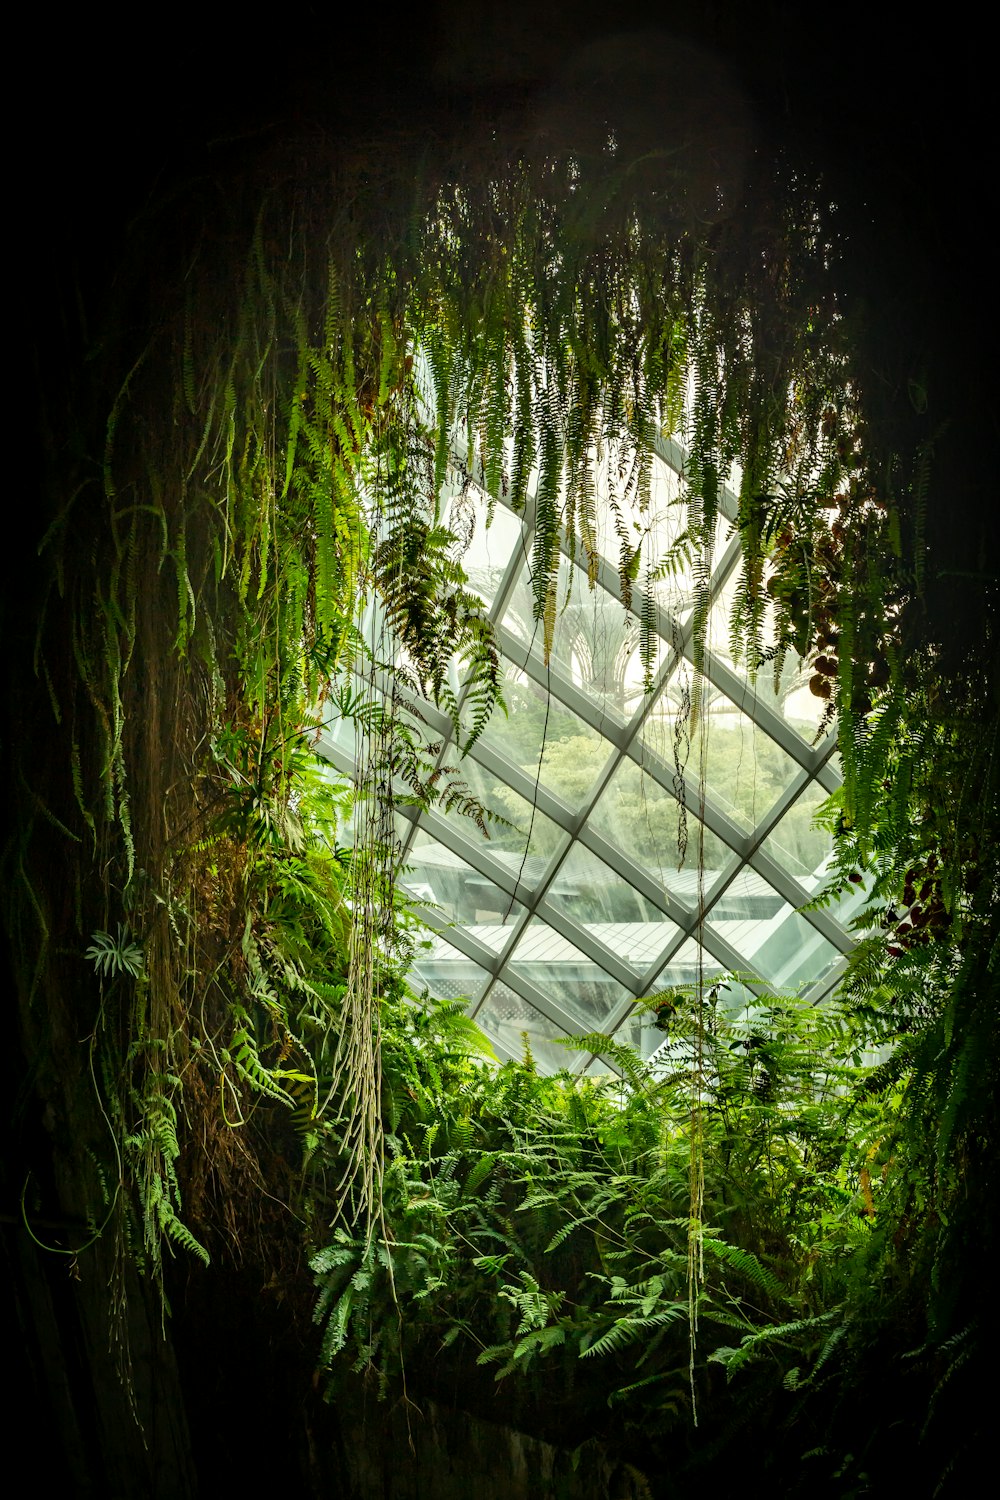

left=318, top=434, right=862, bottom=1074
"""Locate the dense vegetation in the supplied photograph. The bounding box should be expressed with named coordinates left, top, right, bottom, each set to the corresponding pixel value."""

left=6, top=14, right=996, bottom=1496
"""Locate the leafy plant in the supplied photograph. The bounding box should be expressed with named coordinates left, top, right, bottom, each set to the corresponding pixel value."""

left=86, top=926, right=145, bottom=980
left=9, top=95, right=995, bottom=1497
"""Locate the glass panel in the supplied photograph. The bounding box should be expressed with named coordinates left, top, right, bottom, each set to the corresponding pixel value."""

left=601, top=962, right=757, bottom=1062
left=581, top=1054, right=623, bottom=1078
left=408, top=932, right=492, bottom=1007
left=475, top=985, right=586, bottom=1073
left=507, top=919, right=633, bottom=1031
left=641, top=674, right=802, bottom=837
left=761, top=782, right=834, bottom=882
left=331, top=774, right=401, bottom=866
left=400, top=829, right=525, bottom=940
left=706, top=866, right=784, bottom=921
left=745, top=906, right=840, bottom=991
left=705, top=570, right=829, bottom=743
left=320, top=699, right=360, bottom=760
left=309, top=752, right=354, bottom=819
left=651, top=500, right=733, bottom=622
left=434, top=753, right=568, bottom=873
left=321, top=677, right=452, bottom=823
left=698, top=712, right=793, bottom=834
left=706, top=871, right=841, bottom=991
left=711, top=977, right=765, bottom=1017
left=606, top=1004, right=666, bottom=1062
left=582, top=451, right=735, bottom=625
left=502, top=554, right=653, bottom=727
left=793, top=860, right=869, bottom=932
left=823, top=878, right=868, bottom=930
left=649, top=937, right=728, bottom=994
left=823, top=749, right=844, bottom=785
left=442, top=489, right=525, bottom=612
left=588, top=755, right=736, bottom=893
left=545, top=842, right=680, bottom=971
left=479, top=663, right=614, bottom=808
left=579, top=448, right=678, bottom=562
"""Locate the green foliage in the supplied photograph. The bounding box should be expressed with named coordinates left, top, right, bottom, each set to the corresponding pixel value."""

left=12, top=108, right=995, bottom=1495
left=86, top=926, right=145, bottom=981
left=309, top=987, right=921, bottom=1467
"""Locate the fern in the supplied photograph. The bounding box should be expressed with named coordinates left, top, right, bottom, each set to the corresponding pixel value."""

left=708, top=1311, right=838, bottom=1378
left=700, top=1237, right=787, bottom=1301
left=582, top=1305, right=688, bottom=1360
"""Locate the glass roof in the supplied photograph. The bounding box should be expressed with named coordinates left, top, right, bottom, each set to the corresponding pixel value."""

left=317, top=434, right=853, bottom=1073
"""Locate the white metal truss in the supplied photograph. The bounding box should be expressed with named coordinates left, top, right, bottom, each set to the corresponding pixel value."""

left=316, top=433, right=857, bottom=1073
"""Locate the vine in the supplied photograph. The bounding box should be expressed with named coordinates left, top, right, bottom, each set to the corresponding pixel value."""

left=8, top=105, right=995, bottom=1495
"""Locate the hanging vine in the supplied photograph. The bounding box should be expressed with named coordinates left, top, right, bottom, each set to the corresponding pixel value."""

left=13, top=113, right=994, bottom=1433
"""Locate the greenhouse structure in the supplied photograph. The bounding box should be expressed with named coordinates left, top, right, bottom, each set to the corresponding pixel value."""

left=5, top=7, right=994, bottom=1498
left=319, top=437, right=859, bottom=1074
